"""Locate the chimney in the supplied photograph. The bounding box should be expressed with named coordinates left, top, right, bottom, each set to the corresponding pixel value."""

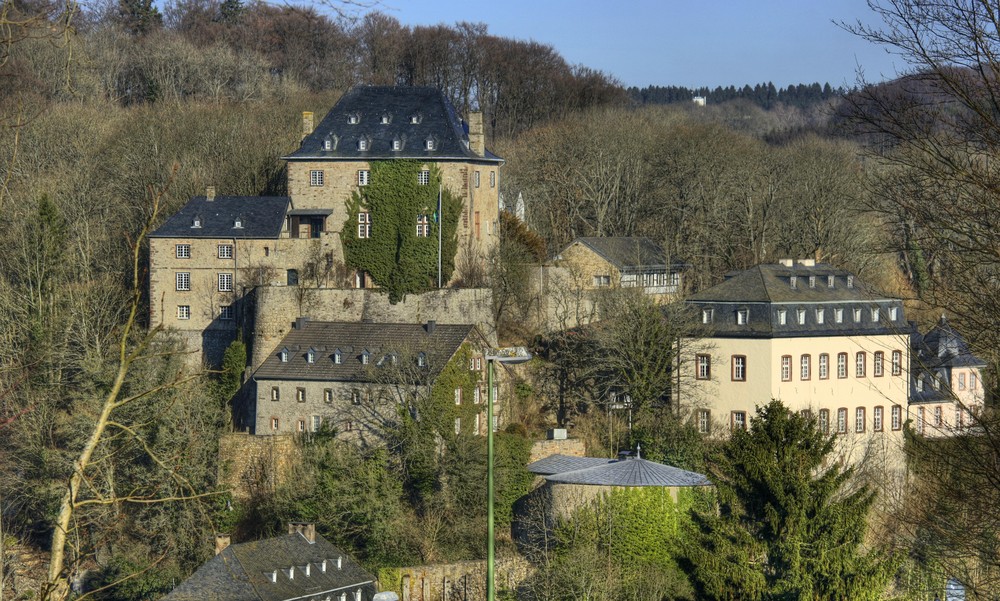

left=426, top=320, right=436, bottom=334
left=302, top=111, right=315, bottom=140
left=467, top=112, right=484, bottom=157
left=215, top=533, right=231, bottom=555
left=288, top=522, right=316, bottom=544
left=797, top=258, right=816, bottom=267
left=294, top=316, right=309, bottom=330
left=206, top=186, right=216, bottom=202
left=778, top=258, right=793, bottom=267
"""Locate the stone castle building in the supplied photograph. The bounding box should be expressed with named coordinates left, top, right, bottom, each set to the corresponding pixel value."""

left=149, top=86, right=502, bottom=365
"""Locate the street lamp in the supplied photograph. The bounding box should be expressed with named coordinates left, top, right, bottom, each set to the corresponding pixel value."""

left=485, top=346, right=532, bottom=601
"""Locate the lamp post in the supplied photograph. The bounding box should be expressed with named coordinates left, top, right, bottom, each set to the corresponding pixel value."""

left=485, top=347, right=531, bottom=601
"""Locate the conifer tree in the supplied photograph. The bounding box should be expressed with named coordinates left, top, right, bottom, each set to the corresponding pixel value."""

left=686, top=401, right=893, bottom=600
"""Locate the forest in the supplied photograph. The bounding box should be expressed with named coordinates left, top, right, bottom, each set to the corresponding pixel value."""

left=3, top=0, right=1000, bottom=599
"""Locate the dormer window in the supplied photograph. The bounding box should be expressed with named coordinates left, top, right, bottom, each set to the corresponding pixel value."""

left=321, top=559, right=328, bottom=572
left=847, top=275, right=854, bottom=288
left=828, top=275, right=835, bottom=288
left=348, top=113, right=359, bottom=124
left=797, top=308, right=806, bottom=325
left=392, top=137, right=402, bottom=151
left=192, top=215, right=202, bottom=228
left=334, top=349, right=342, bottom=365
left=270, top=570, right=278, bottom=583
left=306, top=348, right=316, bottom=364
left=279, top=348, right=289, bottom=363
left=816, top=308, right=825, bottom=324
left=358, top=138, right=369, bottom=151
left=417, top=352, right=427, bottom=367
left=702, top=308, right=713, bottom=324
left=323, top=137, right=336, bottom=151
left=872, top=308, right=880, bottom=322
left=790, top=276, right=797, bottom=289
left=736, top=309, right=749, bottom=325
left=380, top=113, right=391, bottom=124
left=778, top=309, right=787, bottom=325
left=853, top=308, right=862, bottom=322
left=889, top=306, right=898, bottom=321
left=424, top=138, right=435, bottom=151
left=361, top=351, right=370, bottom=365
left=808, top=276, right=816, bottom=288
left=234, top=216, right=243, bottom=229
left=410, top=114, right=421, bottom=124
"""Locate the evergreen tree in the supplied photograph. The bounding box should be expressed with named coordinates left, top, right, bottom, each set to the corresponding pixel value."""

left=685, top=401, right=894, bottom=600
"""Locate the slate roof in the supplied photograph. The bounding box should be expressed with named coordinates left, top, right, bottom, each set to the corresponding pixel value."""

left=160, top=531, right=375, bottom=601
left=543, top=456, right=712, bottom=488
left=254, top=320, right=478, bottom=382
left=285, top=86, right=501, bottom=163
left=526, top=454, right=614, bottom=475
left=685, top=262, right=908, bottom=338
left=914, top=315, right=985, bottom=370
left=560, top=237, right=684, bottom=273
left=151, top=195, right=290, bottom=239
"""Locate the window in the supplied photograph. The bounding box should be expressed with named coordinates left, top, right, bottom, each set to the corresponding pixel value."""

left=192, top=216, right=202, bottom=228
left=892, top=350, right=902, bottom=376
left=361, top=352, right=370, bottom=365
left=800, top=354, right=811, bottom=380
left=218, top=244, right=233, bottom=259
left=702, top=308, right=713, bottom=324
left=917, top=407, right=925, bottom=434
left=835, top=308, right=844, bottom=323
left=837, top=408, right=847, bottom=433
left=778, top=309, right=787, bottom=325
left=956, top=407, right=963, bottom=429
left=828, top=275, right=835, bottom=287
left=818, top=409, right=830, bottom=434
left=286, top=269, right=299, bottom=286
left=732, top=355, right=747, bottom=382
left=856, top=407, right=866, bottom=432
left=816, top=308, right=825, bottom=324
left=934, top=405, right=943, bottom=426
left=855, top=352, right=866, bottom=377
left=819, top=354, right=829, bottom=379
left=790, top=275, right=797, bottom=289
left=279, top=348, right=289, bottom=363
left=176, top=244, right=191, bottom=259
left=492, top=385, right=498, bottom=403
left=873, top=351, right=884, bottom=377
left=853, top=308, right=862, bottom=322
left=312, top=416, right=322, bottom=431
left=351, top=391, right=361, bottom=405
left=218, top=272, right=233, bottom=292
left=781, top=355, right=792, bottom=381
left=358, top=170, right=370, bottom=186
left=874, top=406, right=883, bottom=431
left=736, top=309, right=749, bottom=325
left=348, top=114, right=359, bottom=124
left=593, top=275, right=611, bottom=287
left=416, top=214, right=430, bottom=237
left=490, top=171, right=496, bottom=188
left=891, top=405, right=902, bottom=430
left=357, top=212, right=372, bottom=238
left=425, top=138, right=435, bottom=150
left=474, top=387, right=481, bottom=404
left=323, top=139, right=333, bottom=150
left=872, top=307, right=880, bottom=321
left=271, top=387, right=280, bottom=401
left=176, top=272, right=191, bottom=291
left=233, top=217, right=243, bottom=229
left=474, top=171, right=481, bottom=188
left=889, top=306, right=898, bottom=320
left=381, top=114, right=391, bottom=124
left=837, top=353, right=848, bottom=378
left=310, top=170, right=324, bottom=186
left=474, top=412, right=481, bottom=434
left=959, top=372, right=967, bottom=390
left=454, top=388, right=462, bottom=405
left=697, top=409, right=711, bottom=434
left=220, top=305, right=234, bottom=320
left=972, top=373, right=978, bottom=389
left=358, top=139, right=368, bottom=151
left=177, top=305, right=190, bottom=320
left=417, top=352, right=427, bottom=367
left=454, top=417, right=461, bottom=434
left=797, top=308, right=806, bottom=325
left=471, top=357, right=482, bottom=371
left=334, top=350, right=342, bottom=365
left=417, top=169, right=430, bottom=185
left=324, top=389, right=333, bottom=403
left=297, top=419, right=306, bottom=432
left=696, top=354, right=711, bottom=380
left=306, top=349, right=316, bottom=364
left=847, top=275, right=854, bottom=288
left=731, top=411, right=747, bottom=431
left=809, top=275, right=816, bottom=288
left=296, top=388, right=305, bottom=402
left=271, top=417, right=279, bottom=430
left=410, top=114, right=420, bottom=124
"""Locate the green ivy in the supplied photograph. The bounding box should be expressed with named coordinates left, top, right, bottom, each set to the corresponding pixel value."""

left=341, top=161, right=462, bottom=303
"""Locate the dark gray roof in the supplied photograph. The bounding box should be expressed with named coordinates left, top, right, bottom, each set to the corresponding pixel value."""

left=160, top=532, right=375, bottom=601
left=254, top=320, right=478, bottom=382
left=544, top=457, right=711, bottom=487
left=526, top=454, right=614, bottom=475
left=151, top=195, right=289, bottom=239
left=286, top=86, right=501, bottom=163
left=561, top=237, right=684, bottom=272
left=914, top=315, right=986, bottom=370
left=685, top=263, right=908, bottom=338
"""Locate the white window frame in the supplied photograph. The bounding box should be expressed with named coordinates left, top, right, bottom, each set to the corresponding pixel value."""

left=778, top=309, right=787, bottom=325
left=176, top=272, right=191, bottom=291
left=697, top=409, right=710, bottom=434
left=835, top=308, right=843, bottom=323
left=892, top=350, right=902, bottom=376
left=454, top=388, right=462, bottom=405
left=490, top=171, right=496, bottom=188
left=800, top=354, right=811, bottom=380
left=837, top=353, right=847, bottom=378
left=218, top=244, right=233, bottom=259
left=177, top=305, right=190, bottom=320
left=696, top=354, right=711, bottom=380
left=175, top=244, right=191, bottom=259
left=309, top=170, right=324, bottom=187
left=220, top=305, right=234, bottom=320
left=702, top=308, right=713, bottom=324
left=818, top=409, right=830, bottom=433
left=837, top=408, right=847, bottom=433
left=416, top=214, right=430, bottom=237
left=358, top=170, right=370, bottom=186
left=218, top=272, right=233, bottom=292
left=816, top=308, right=824, bottom=324
left=781, top=355, right=791, bottom=381
left=855, top=407, right=866, bottom=433
left=797, top=309, right=806, bottom=325
left=474, top=171, right=481, bottom=188
left=874, top=406, right=883, bottom=431
left=891, top=405, right=902, bottom=430
left=819, top=353, right=829, bottom=379
left=357, top=212, right=372, bottom=239
left=731, top=411, right=747, bottom=431
left=732, top=355, right=747, bottom=381
left=418, top=170, right=430, bottom=185
left=736, top=309, right=749, bottom=325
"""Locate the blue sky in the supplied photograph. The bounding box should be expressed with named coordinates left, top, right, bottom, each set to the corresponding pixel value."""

left=375, top=0, right=903, bottom=89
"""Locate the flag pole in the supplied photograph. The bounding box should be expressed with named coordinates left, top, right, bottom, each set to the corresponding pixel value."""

left=438, top=184, right=443, bottom=288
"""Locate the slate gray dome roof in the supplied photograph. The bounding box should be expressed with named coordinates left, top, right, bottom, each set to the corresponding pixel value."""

left=543, top=456, right=711, bottom=488
left=286, top=86, right=501, bottom=162
left=526, top=454, right=614, bottom=475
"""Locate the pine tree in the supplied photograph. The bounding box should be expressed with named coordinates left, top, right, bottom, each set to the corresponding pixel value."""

left=686, top=401, right=894, bottom=601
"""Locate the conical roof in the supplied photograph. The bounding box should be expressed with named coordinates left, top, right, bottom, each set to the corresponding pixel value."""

left=544, top=456, right=711, bottom=487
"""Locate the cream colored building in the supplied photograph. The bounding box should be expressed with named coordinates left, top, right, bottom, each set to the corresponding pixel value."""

left=679, top=259, right=910, bottom=461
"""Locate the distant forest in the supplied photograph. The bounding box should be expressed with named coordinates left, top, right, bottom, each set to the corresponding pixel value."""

left=629, top=82, right=847, bottom=109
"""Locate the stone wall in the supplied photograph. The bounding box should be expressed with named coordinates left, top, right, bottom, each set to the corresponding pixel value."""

left=380, top=555, right=530, bottom=601
left=250, top=286, right=496, bottom=368
left=217, top=432, right=299, bottom=499
left=528, top=438, right=587, bottom=463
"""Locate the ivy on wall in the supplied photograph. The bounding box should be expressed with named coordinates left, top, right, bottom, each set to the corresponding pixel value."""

left=341, top=161, right=462, bottom=303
